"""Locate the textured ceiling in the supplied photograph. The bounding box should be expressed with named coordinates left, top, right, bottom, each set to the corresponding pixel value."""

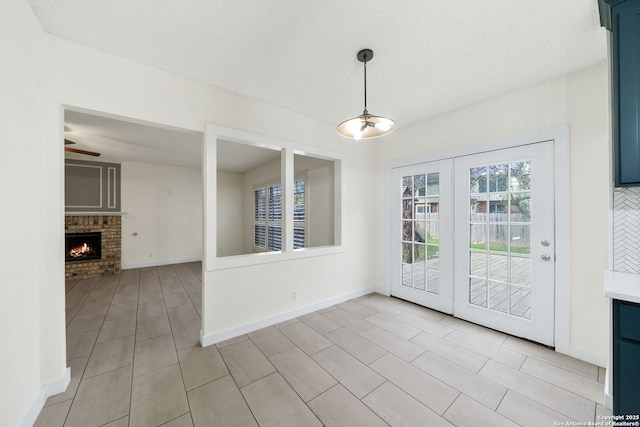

left=64, top=111, right=203, bottom=168
left=34, top=0, right=607, bottom=166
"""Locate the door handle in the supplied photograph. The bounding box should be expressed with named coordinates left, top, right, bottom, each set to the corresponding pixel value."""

left=540, top=254, right=551, bottom=262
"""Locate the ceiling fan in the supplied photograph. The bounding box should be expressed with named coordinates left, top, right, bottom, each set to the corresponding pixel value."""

left=64, top=139, right=101, bottom=157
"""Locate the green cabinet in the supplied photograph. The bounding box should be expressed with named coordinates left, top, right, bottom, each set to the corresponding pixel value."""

left=600, top=0, right=640, bottom=186
left=613, top=300, right=640, bottom=414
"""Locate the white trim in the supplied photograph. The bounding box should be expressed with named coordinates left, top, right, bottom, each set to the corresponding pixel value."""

left=605, top=366, right=613, bottom=410
left=20, top=368, right=70, bottom=427
left=107, top=166, right=117, bottom=209
left=552, top=128, right=572, bottom=357
left=200, top=287, right=377, bottom=346
left=557, top=344, right=607, bottom=369
left=205, top=124, right=344, bottom=270
left=384, top=161, right=394, bottom=295
left=209, top=245, right=345, bottom=271
left=122, top=257, right=201, bottom=270
left=387, top=127, right=568, bottom=169
left=65, top=163, right=103, bottom=209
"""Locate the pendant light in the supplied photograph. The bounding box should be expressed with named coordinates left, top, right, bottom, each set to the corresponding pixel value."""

left=337, top=49, right=396, bottom=140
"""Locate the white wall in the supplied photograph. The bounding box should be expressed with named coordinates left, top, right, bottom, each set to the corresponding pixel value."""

left=0, top=0, right=55, bottom=425
left=11, top=7, right=610, bottom=425
left=217, top=170, right=244, bottom=256
left=37, top=26, right=377, bottom=413
left=296, top=155, right=335, bottom=247
left=204, top=140, right=376, bottom=339
left=374, top=62, right=610, bottom=364
left=121, top=161, right=202, bottom=267
left=566, top=64, right=610, bottom=359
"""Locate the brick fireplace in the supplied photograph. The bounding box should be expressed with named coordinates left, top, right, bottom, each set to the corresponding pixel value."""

left=65, top=215, right=121, bottom=279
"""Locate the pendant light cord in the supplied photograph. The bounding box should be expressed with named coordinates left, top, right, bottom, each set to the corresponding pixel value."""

left=363, top=55, right=368, bottom=115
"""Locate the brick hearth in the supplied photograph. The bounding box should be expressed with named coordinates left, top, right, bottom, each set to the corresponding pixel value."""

left=65, top=216, right=121, bottom=279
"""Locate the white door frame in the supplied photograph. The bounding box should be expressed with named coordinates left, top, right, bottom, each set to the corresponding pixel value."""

left=384, top=127, right=571, bottom=355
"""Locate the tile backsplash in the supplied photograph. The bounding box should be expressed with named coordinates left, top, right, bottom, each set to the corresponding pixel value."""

left=613, top=187, right=640, bottom=274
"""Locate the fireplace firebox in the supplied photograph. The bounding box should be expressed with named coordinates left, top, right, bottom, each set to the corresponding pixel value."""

left=65, top=232, right=102, bottom=262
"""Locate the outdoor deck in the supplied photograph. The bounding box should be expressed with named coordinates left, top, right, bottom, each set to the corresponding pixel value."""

left=402, top=253, right=532, bottom=319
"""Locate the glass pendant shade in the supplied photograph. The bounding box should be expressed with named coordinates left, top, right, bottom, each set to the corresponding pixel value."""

left=337, top=110, right=397, bottom=140
left=337, top=48, right=396, bottom=140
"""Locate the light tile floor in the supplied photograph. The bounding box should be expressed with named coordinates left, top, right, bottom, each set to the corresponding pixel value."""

left=35, top=262, right=611, bottom=426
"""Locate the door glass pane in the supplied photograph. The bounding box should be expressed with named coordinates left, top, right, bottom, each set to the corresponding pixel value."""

left=413, top=242, right=425, bottom=290
left=427, top=173, right=439, bottom=196
left=509, top=161, right=531, bottom=191
left=399, top=172, right=440, bottom=296
left=402, top=263, right=413, bottom=287
left=426, top=245, right=439, bottom=269
left=510, top=286, right=532, bottom=319
left=402, top=199, right=413, bottom=219
left=510, top=193, right=531, bottom=222
left=471, top=194, right=488, bottom=222
left=488, top=194, right=508, bottom=220
left=510, top=256, right=531, bottom=286
left=414, top=174, right=425, bottom=197
left=467, top=160, right=533, bottom=319
left=488, top=254, right=508, bottom=282
left=510, top=225, right=530, bottom=254
left=402, top=176, right=413, bottom=195
left=414, top=221, right=426, bottom=243
left=427, top=221, right=439, bottom=241
left=414, top=198, right=426, bottom=219
left=427, top=270, right=439, bottom=294
left=402, top=240, right=413, bottom=288
left=402, top=221, right=412, bottom=241
left=470, top=224, right=487, bottom=250
left=414, top=266, right=426, bottom=291
left=402, top=242, right=413, bottom=263
left=488, top=281, right=508, bottom=313
left=489, top=225, right=508, bottom=251
left=414, top=243, right=426, bottom=265
left=469, top=278, right=487, bottom=307
left=470, top=167, right=487, bottom=193
left=489, top=164, right=508, bottom=192
left=470, top=251, right=487, bottom=277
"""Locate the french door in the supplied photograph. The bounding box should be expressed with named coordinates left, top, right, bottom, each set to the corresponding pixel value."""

left=391, top=141, right=555, bottom=345
left=390, top=159, right=454, bottom=314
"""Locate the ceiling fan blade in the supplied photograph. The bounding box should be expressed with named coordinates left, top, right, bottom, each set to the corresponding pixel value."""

left=64, top=147, right=101, bottom=157
left=64, top=139, right=76, bottom=145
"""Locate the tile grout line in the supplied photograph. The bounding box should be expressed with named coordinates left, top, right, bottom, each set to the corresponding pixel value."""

left=127, top=266, right=144, bottom=425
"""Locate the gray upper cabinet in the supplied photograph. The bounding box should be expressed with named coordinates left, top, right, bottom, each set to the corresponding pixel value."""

left=65, top=159, right=121, bottom=212
left=600, top=0, right=640, bottom=186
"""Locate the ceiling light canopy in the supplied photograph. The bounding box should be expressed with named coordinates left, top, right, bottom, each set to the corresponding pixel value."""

left=337, top=49, right=396, bottom=140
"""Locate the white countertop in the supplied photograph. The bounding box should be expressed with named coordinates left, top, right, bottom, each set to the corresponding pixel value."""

left=604, top=270, right=640, bottom=304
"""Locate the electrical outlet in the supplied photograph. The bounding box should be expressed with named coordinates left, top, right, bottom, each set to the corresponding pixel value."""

left=291, top=290, right=297, bottom=301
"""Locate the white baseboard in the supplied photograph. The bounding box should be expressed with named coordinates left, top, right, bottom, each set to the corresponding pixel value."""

left=555, top=343, right=607, bottom=369
left=604, top=366, right=613, bottom=410
left=21, top=368, right=70, bottom=427
left=201, top=287, right=378, bottom=347
left=122, top=257, right=201, bottom=270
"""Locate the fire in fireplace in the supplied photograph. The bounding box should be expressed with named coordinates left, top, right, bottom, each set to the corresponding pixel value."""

left=65, top=232, right=102, bottom=262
